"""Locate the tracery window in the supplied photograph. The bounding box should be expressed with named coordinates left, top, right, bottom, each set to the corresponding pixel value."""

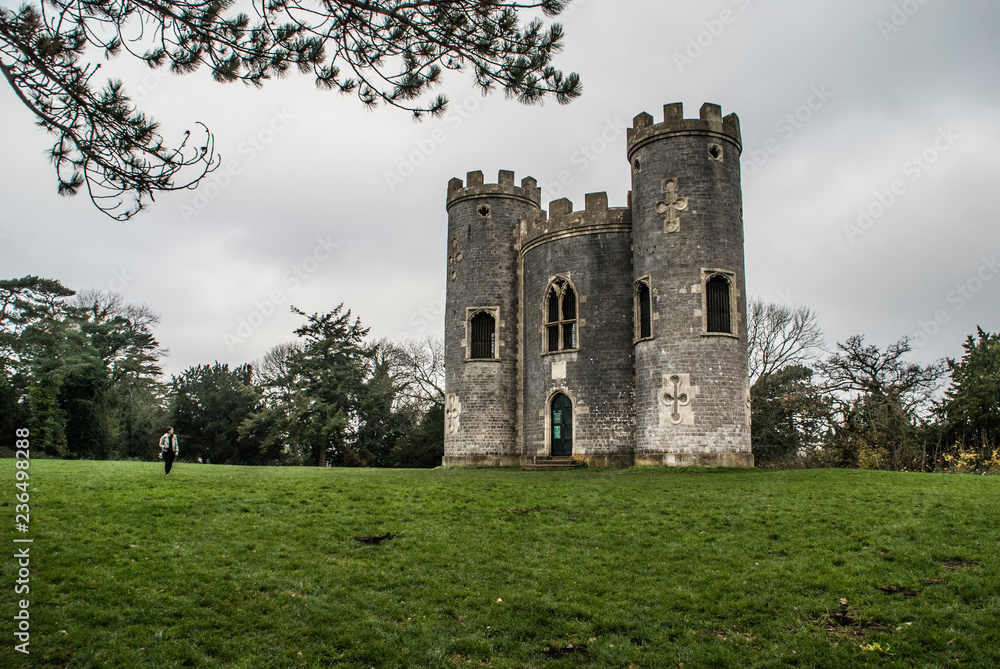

left=545, top=278, right=578, bottom=352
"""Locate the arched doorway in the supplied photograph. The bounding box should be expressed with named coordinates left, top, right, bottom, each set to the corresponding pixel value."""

left=550, top=393, right=573, bottom=456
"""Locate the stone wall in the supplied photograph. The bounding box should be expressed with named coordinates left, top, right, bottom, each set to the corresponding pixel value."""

left=519, top=193, right=635, bottom=466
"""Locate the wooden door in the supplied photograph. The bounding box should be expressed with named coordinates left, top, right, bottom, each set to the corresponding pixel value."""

left=550, top=393, right=573, bottom=456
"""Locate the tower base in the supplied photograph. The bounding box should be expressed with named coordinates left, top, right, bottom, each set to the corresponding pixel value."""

left=634, top=452, right=754, bottom=468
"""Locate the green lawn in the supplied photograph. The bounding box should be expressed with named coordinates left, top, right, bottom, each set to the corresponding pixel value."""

left=2, top=460, right=999, bottom=668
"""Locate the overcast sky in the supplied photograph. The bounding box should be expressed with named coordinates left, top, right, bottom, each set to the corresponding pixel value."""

left=1, top=0, right=998, bottom=377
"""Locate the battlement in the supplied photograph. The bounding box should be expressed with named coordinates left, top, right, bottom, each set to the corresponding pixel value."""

left=446, top=169, right=542, bottom=209
left=626, top=102, right=741, bottom=159
left=520, top=191, right=631, bottom=252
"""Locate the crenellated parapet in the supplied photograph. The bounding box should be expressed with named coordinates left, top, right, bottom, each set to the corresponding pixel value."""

left=520, top=192, right=631, bottom=254
left=446, top=169, right=541, bottom=210
left=444, top=100, right=751, bottom=469
left=626, top=102, right=741, bottom=160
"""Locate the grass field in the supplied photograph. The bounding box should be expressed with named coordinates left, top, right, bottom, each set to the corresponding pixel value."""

left=2, top=460, right=999, bottom=668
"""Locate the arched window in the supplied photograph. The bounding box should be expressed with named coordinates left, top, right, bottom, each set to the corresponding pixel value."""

left=635, top=278, right=652, bottom=340
left=705, top=274, right=732, bottom=334
left=545, top=278, right=578, bottom=352
left=469, top=310, right=496, bottom=359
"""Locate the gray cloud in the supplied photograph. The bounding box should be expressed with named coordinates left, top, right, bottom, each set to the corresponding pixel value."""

left=0, top=0, right=997, bottom=375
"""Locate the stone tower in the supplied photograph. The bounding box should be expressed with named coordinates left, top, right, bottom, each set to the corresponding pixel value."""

left=442, top=102, right=752, bottom=468
left=628, top=103, right=752, bottom=466
left=519, top=194, right=636, bottom=466
left=443, top=170, right=540, bottom=466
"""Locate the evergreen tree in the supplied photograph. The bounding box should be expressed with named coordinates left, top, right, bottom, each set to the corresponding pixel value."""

left=169, top=362, right=263, bottom=465
left=390, top=401, right=444, bottom=468
left=1, top=276, right=79, bottom=454
left=250, top=305, right=370, bottom=466
left=1, top=277, right=167, bottom=458
left=943, top=327, right=1000, bottom=453
left=750, top=365, right=829, bottom=467
left=1, top=0, right=580, bottom=219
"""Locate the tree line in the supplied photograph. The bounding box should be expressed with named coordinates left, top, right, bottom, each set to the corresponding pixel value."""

left=0, top=276, right=444, bottom=467
left=748, top=298, right=1000, bottom=472
left=3, top=275, right=997, bottom=472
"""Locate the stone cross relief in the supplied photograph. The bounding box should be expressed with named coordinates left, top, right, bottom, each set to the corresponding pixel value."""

left=655, top=178, right=688, bottom=234
left=445, top=394, right=461, bottom=434
left=659, top=373, right=695, bottom=426
left=744, top=382, right=752, bottom=427
left=448, top=238, right=463, bottom=280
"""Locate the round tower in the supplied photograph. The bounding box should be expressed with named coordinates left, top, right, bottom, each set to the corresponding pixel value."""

left=627, top=103, right=752, bottom=466
left=443, top=170, right=541, bottom=466
left=519, top=192, right=635, bottom=467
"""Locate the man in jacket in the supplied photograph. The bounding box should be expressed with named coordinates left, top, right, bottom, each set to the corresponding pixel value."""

left=159, top=427, right=179, bottom=475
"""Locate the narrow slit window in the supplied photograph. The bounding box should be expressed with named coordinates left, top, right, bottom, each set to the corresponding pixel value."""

left=706, top=275, right=732, bottom=334
left=636, top=280, right=652, bottom=339
left=544, top=278, right=579, bottom=352
left=470, top=311, right=496, bottom=358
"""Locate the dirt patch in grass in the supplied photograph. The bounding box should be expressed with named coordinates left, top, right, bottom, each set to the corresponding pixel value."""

left=504, top=506, right=556, bottom=516
left=821, top=600, right=891, bottom=636
left=542, top=642, right=587, bottom=659
left=939, top=560, right=978, bottom=571
left=352, top=533, right=397, bottom=545
left=875, top=585, right=921, bottom=598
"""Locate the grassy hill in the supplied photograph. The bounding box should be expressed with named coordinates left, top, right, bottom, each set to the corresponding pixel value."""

left=2, top=460, right=999, bottom=668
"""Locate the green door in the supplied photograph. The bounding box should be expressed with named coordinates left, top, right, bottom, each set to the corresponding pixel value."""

left=551, top=393, right=573, bottom=456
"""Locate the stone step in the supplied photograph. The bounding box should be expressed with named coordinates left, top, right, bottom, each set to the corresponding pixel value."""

left=524, top=457, right=586, bottom=471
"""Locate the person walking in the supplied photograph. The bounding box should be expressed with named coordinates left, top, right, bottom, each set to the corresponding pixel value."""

left=159, top=427, right=180, bottom=476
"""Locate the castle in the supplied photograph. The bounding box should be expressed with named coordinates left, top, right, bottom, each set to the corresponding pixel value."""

left=443, top=102, right=752, bottom=467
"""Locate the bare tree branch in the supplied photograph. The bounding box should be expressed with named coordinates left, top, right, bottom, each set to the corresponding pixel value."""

left=747, top=297, right=825, bottom=386
left=817, top=335, right=946, bottom=416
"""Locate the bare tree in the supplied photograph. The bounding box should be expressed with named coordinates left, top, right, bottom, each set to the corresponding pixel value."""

left=747, top=297, right=825, bottom=386
left=817, top=335, right=946, bottom=470
left=71, top=288, right=166, bottom=383
left=370, top=335, right=444, bottom=409
left=254, top=341, right=302, bottom=387
left=818, top=335, right=945, bottom=416
left=396, top=335, right=445, bottom=406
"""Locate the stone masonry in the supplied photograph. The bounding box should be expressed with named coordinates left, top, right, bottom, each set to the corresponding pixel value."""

left=443, top=103, right=752, bottom=468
